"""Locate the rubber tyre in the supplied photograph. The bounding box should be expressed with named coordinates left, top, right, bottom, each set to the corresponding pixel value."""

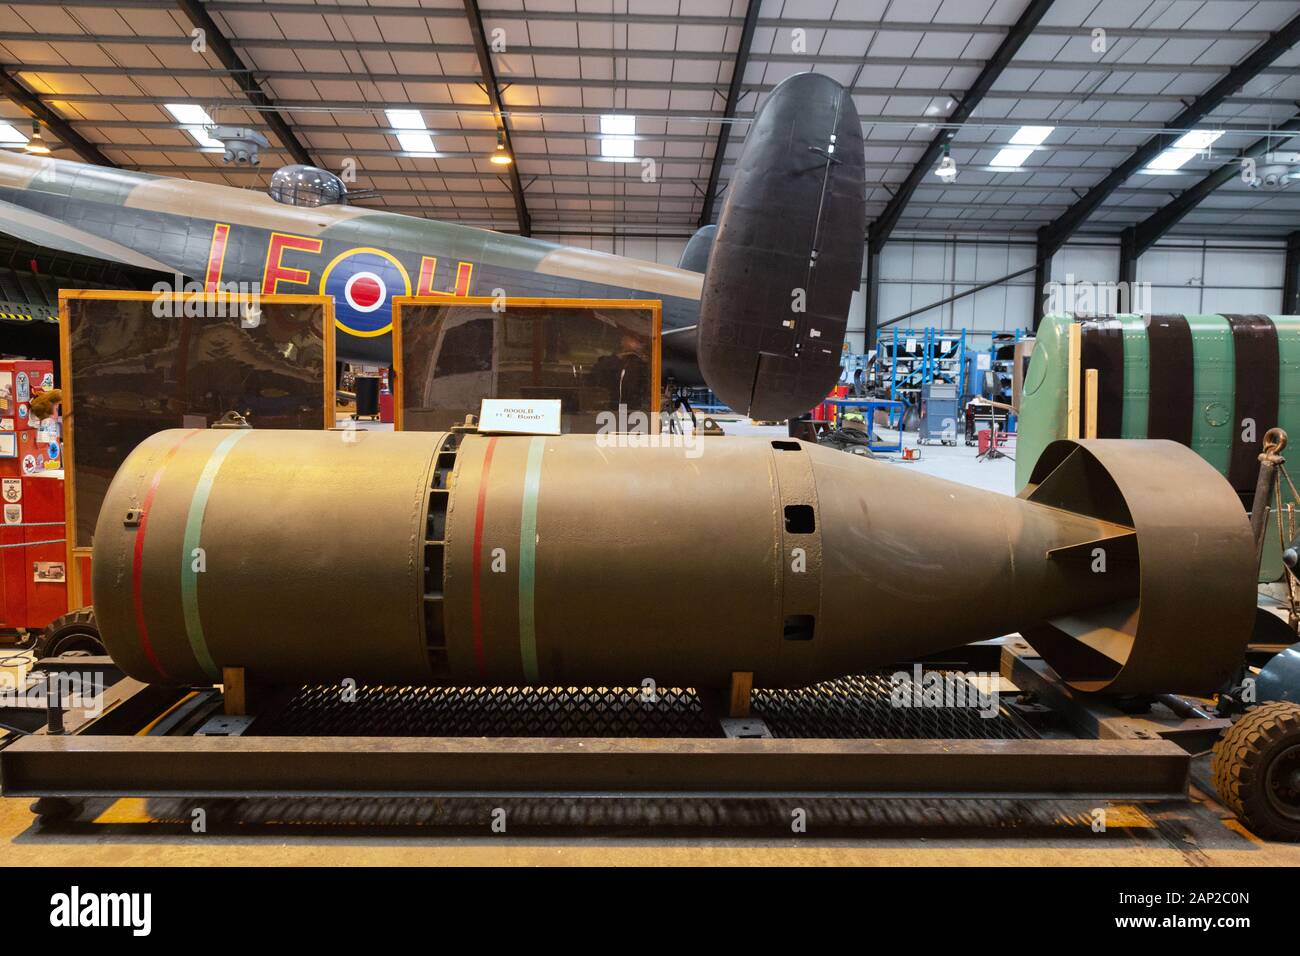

left=32, top=606, right=104, bottom=659
left=1212, top=701, right=1300, bottom=842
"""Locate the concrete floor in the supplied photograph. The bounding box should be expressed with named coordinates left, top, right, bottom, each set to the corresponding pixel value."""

left=2, top=417, right=1295, bottom=865
left=3, top=772, right=1299, bottom=865
left=724, top=418, right=1017, bottom=494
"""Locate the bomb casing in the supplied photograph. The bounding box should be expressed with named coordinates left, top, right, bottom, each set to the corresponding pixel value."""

left=92, top=428, right=1255, bottom=695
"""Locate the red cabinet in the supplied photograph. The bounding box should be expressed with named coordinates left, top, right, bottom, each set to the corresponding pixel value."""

left=0, top=360, right=67, bottom=631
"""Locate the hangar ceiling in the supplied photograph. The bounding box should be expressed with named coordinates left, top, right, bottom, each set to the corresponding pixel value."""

left=0, top=0, right=1297, bottom=241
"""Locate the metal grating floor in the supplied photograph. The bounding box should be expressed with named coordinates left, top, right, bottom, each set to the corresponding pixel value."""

left=752, top=673, right=1030, bottom=739
left=252, top=671, right=1033, bottom=740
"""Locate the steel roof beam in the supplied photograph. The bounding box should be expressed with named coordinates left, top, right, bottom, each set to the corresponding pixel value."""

left=19, top=92, right=1289, bottom=133
left=2, top=0, right=1274, bottom=39
left=31, top=122, right=1168, bottom=154
left=1037, top=9, right=1300, bottom=257
left=189, top=3, right=1273, bottom=39
left=42, top=116, right=1282, bottom=146
left=0, top=65, right=112, bottom=165
left=867, top=0, right=1057, bottom=255
left=461, top=0, right=530, bottom=236
left=116, top=164, right=725, bottom=186
left=6, top=32, right=1290, bottom=77
left=18, top=66, right=1292, bottom=108
left=1119, top=117, right=1300, bottom=282
left=698, top=0, right=760, bottom=228
left=173, top=0, right=312, bottom=167
left=42, top=120, right=728, bottom=143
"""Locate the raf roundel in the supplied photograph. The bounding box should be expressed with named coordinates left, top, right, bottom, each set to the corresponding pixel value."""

left=319, top=248, right=412, bottom=338
left=344, top=272, right=385, bottom=312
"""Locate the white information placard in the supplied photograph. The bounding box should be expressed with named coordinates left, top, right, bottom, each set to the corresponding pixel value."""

left=478, top=399, right=562, bottom=435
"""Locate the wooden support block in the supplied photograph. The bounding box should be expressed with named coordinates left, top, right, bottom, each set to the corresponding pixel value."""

left=222, top=666, right=247, bottom=716
left=1084, top=367, right=1099, bottom=439
left=729, top=671, right=753, bottom=718
left=1066, top=321, right=1081, bottom=440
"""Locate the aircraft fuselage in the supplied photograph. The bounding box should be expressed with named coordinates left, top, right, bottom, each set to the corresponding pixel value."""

left=0, top=152, right=704, bottom=380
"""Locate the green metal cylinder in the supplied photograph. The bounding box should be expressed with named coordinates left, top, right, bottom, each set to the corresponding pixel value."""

left=1018, top=313, right=1300, bottom=582
left=1017, top=314, right=1300, bottom=492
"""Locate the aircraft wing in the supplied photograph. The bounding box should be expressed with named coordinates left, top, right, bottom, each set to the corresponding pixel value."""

left=0, top=195, right=175, bottom=273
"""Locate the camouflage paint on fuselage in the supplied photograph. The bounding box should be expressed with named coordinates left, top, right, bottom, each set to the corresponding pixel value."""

left=0, top=152, right=703, bottom=379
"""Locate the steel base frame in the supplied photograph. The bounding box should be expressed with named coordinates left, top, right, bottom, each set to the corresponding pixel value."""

left=0, top=669, right=1195, bottom=804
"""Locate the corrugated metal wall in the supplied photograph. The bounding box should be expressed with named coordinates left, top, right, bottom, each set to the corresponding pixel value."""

left=544, top=233, right=1291, bottom=355
left=841, top=235, right=1292, bottom=351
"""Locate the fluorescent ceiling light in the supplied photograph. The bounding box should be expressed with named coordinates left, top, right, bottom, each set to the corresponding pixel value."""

left=395, top=132, right=436, bottom=153
left=1009, top=125, right=1053, bottom=146
left=0, top=123, right=28, bottom=146
left=984, top=127, right=1054, bottom=168
left=1171, top=129, right=1223, bottom=151
left=600, top=137, right=636, bottom=159
left=385, top=109, right=436, bottom=154
left=990, top=146, right=1035, bottom=168
left=600, top=114, right=635, bottom=137
left=1145, top=150, right=1197, bottom=172
left=164, top=103, right=212, bottom=125
left=600, top=113, right=636, bottom=160
left=164, top=103, right=223, bottom=148
left=385, top=109, right=425, bottom=130
left=1145, top=129, right=1224, bottom=173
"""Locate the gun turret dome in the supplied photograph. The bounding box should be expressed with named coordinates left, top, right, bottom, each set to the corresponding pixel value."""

left=269, top=164, right=348, bottom=207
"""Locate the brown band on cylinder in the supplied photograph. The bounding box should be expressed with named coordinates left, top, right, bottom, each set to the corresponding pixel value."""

left=1079, top=319, right=1125, bottom=438
left=1222, top=314, right=1279, bottom=497
left=1144, top=315, right=1193, bottom=445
